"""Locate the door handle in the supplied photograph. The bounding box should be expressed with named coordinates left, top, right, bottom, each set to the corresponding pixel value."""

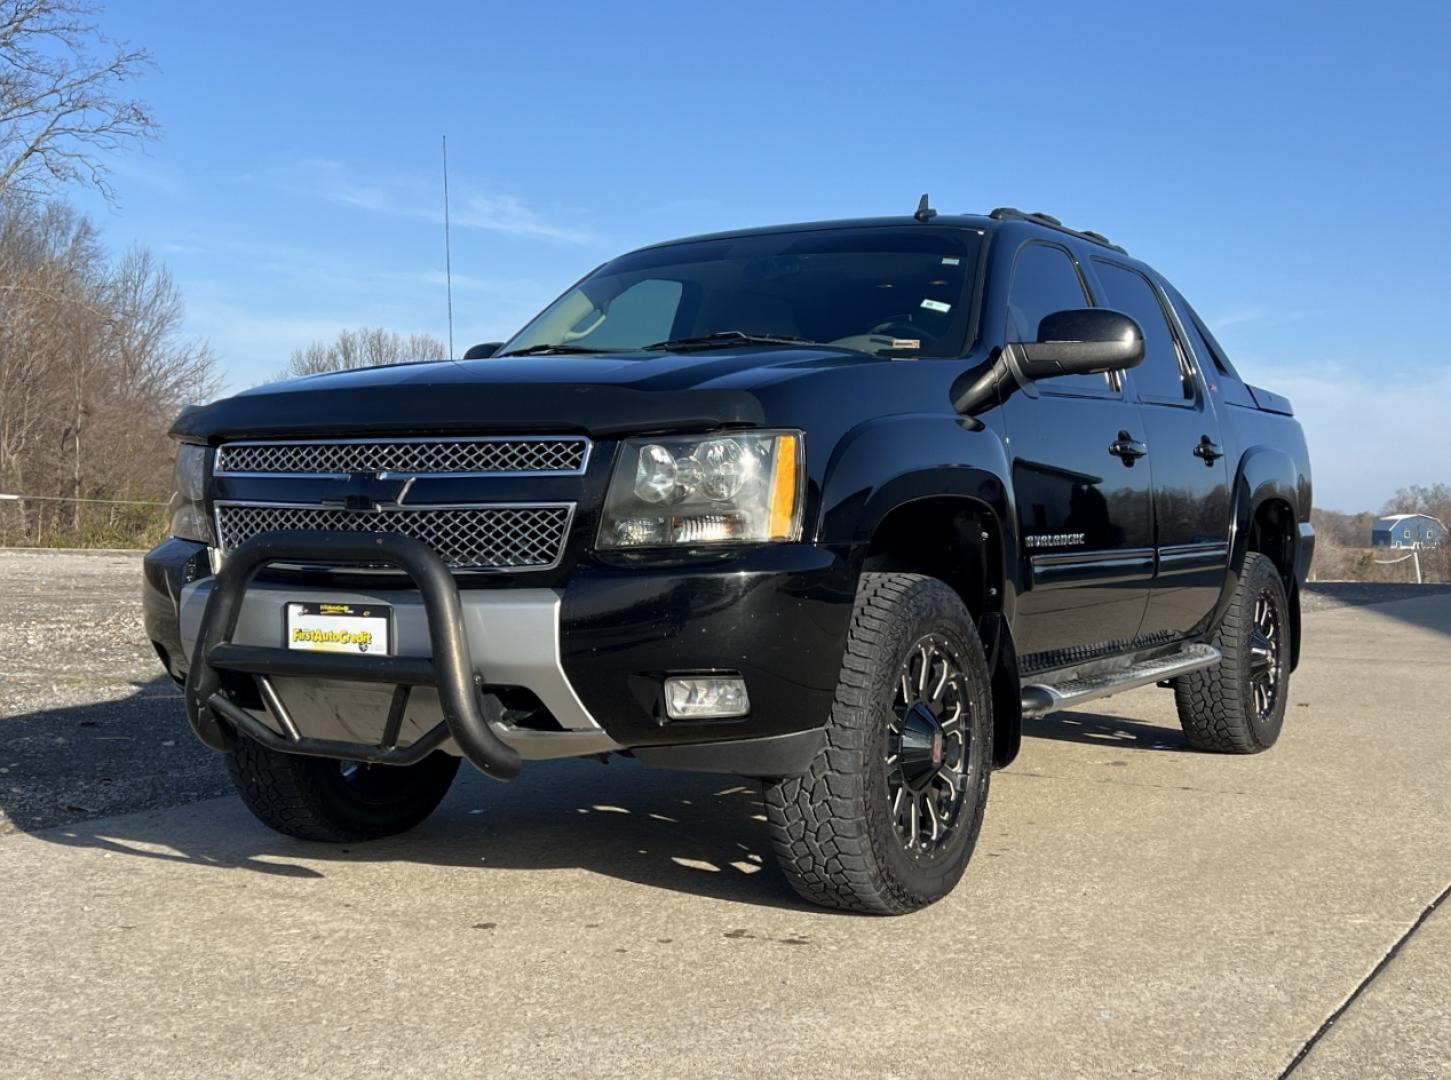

left=1108, top=431, right=1148, bottom=462
left=1193, top=436, right=1225, bottom=464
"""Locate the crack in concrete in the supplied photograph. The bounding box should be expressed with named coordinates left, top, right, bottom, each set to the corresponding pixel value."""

left=1279, top=879, right=1451, bottom=1077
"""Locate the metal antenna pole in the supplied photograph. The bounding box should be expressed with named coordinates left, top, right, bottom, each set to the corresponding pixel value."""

left=442, top=134, right=455, bottom=359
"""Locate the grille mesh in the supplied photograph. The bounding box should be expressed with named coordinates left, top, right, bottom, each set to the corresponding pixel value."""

left=216, top=504, right=572, bottom=571
left=216, top=438, right=587, bottom=476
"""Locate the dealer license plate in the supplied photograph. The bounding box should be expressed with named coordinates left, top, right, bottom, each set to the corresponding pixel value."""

left=285, top=602, right=392, bottom=655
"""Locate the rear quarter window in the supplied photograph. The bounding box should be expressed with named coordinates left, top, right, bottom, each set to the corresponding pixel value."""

left=1164, top=285, right=1256, bottom=408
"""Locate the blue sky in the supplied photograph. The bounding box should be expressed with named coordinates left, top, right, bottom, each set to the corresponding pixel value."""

left=75, top=0, right=1451, bottom=511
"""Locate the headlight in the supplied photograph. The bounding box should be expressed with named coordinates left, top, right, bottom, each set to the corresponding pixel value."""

left=169, top=443, right=215, bottom=545
left=598, top=431, right=803, bottom=549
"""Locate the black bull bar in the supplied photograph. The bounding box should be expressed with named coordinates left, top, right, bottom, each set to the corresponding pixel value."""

left=183, top=530, right=523, bottom=781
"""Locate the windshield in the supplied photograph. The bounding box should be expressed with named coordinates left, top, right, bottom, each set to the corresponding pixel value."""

left=500, top=226, right=983, bottom=358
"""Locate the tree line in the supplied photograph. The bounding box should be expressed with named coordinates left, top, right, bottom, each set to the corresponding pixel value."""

left=0, top=198, right=218, bottom=543
left=0, top=197, right=446, bottom=545
left=1313, top=484, right=1451, bottom=548
left=1311, top=484, right=1451, bottom=584
left=0, top=2, right=446, bottom=546
left=0, top=1, right=207, bottom=544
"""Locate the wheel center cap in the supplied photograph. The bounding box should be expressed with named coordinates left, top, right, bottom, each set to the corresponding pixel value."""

left=899, top=703, right=947, bottom=788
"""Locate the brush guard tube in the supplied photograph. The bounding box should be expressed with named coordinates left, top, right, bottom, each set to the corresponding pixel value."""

left=183, top=530, right=522, bottom=781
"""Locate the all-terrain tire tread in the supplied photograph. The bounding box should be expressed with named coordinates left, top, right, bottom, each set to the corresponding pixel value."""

left=1173, top=552, right=1289, bottom=754
left=764, top=572, right=990, bottom=914
left=226, top=737, right=457, bottom=842
left=227, top=738, right=361, bottom=841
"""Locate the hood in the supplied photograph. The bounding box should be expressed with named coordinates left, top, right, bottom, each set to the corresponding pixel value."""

left=171, top=347, right=875, bottom=442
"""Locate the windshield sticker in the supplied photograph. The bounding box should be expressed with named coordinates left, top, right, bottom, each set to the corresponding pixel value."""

left=920, top=298, right=952, bottom=314
left=941, top=257, right=960, bottom=266
left=891, top=339, right=921, bottom=350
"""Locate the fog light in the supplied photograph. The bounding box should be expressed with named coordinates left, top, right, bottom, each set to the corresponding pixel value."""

left=664, top=676, right=750, bottom=720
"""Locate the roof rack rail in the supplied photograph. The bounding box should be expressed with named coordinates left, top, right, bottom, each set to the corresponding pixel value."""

left=988, top=207, right=1127, bottom=254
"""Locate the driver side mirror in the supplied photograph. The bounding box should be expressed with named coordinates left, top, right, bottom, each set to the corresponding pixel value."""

left=1015, top=308, right=1145, bottom=380
left=463, top=342, right=504, bottom=360
left=951, top=308, right=1144, bottom=417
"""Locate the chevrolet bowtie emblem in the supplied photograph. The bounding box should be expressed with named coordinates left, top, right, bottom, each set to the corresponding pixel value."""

left=320, top=472, right=415, bottom=511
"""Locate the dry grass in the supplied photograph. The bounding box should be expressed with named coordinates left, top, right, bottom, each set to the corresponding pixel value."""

left=1311, top=544, right=1451, bottom=584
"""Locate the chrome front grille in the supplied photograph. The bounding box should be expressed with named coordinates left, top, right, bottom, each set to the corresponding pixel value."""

left=215, top=436, right=589, bottom=477
left=215, top=503, right=573, bottom=571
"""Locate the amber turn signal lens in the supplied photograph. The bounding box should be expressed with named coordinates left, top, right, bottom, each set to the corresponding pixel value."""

left=767, top=433, right=801, bottom=540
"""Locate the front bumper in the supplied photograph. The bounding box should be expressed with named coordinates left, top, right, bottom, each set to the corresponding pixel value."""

left=144, top=536, right=855, bottom=776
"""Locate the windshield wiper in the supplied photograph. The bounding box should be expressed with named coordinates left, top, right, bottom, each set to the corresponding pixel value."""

left=497, top=343, right=625, bottom=357
left=642, top=330, right=820, bottom=352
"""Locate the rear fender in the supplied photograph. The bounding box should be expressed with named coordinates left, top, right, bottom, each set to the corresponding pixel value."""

left=1210, top=446, right=1308, bottom=652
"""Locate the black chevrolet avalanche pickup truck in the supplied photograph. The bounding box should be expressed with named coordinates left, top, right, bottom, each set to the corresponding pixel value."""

left=143, top=205, right=1314, bottom=914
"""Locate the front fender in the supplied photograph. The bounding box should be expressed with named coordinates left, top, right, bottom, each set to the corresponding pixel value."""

left=815, top=412, right=1018, bottom=617
left=816, top=412, right=1014, bottom=543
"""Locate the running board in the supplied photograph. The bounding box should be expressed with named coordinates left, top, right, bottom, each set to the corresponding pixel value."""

left=1020, top=644, right=1221, bottom=719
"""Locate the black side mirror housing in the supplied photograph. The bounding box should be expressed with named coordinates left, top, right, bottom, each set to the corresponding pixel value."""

left=952, top=308, right=1145, bottom=417
left=463, top=342, right=504, bottom=360
left=1016, top=308, right=1145, bottom=380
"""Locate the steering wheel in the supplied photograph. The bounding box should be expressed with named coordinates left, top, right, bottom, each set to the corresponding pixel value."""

left=867, top=318, right=940, bottom=344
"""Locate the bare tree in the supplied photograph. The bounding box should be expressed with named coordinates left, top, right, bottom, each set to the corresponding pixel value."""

left=1382, top=484, right=1451, bottom=526
left=0, top=197, right=215, bottom=544
left=0, top=0, right=157, bottom=203
left=1310, top=507, right=1376, bottom=548
left=282, top=327, right=448, bottom=378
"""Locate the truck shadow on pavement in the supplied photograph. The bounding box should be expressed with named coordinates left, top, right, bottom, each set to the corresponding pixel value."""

left=1020, top=711, right=1194, bottom=751
left=3, top=677, right=825, bottom=911
left=7, top=678, right=1216, bottom=910
left=0, top=676, right=230, bottom=834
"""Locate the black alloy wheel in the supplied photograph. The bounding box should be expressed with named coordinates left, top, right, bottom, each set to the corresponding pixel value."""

left=1248, top=591, right=1283, bottom=722
left=887, top=634, right=972, bottom=854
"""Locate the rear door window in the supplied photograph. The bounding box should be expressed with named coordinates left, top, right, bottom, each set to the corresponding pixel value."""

left=1093, top=261, right=1193, bottom=405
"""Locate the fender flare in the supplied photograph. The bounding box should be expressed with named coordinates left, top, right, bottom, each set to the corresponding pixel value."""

left=816, top=413, right=1015, bottom=551
left=1211, top=445, right=1309, bottom=665
left=1228, top=445, right=1303, bottom=572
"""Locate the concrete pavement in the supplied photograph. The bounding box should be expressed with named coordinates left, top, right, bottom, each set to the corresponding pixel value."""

left=2, top=590, right=1449, bottom=1078
left=1294, top=894, right=1451, bottom=1079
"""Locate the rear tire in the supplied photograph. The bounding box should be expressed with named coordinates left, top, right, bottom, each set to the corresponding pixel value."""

left=1174, top=552, right=1291, bottom=753
left=227, top=736, right=461, bottom=842
left=764, top=573, right=993, bottom=915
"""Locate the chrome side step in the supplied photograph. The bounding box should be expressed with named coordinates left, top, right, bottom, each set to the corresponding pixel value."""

left=1020, top=643, right=1221, bottom=719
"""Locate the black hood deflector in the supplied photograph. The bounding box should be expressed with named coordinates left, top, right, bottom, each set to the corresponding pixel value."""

left=172, top=382, right=765, bottom=442
left=164, top=349, right=881, bottom=442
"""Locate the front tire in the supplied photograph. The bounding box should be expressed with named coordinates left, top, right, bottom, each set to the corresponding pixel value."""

left=1174, top=552, right=1291, bottom=753
left=765, top=573, right=993, bottom=915
left=227, top=736, right=461, bottom=842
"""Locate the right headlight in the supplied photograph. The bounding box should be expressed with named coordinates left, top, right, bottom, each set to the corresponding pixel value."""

left=168, top=443, right=215, bottom=545
left=598, top=431, right=804, bottom=549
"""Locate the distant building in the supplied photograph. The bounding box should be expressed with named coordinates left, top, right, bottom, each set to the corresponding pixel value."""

left=1371, top=513, right=1448, bottom=549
